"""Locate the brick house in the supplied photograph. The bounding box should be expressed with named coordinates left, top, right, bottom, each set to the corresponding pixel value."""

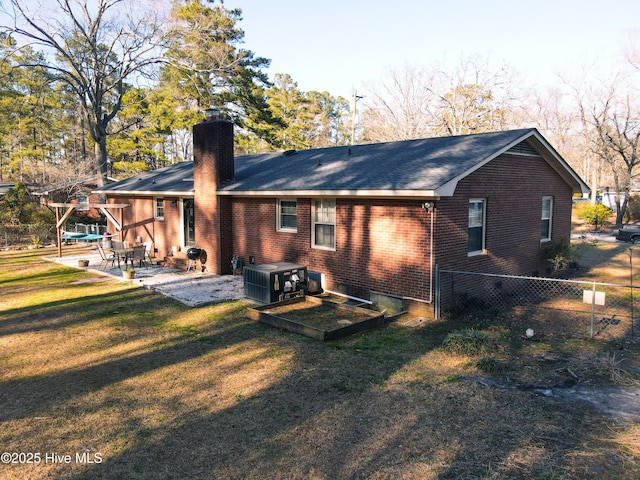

left=95, top=120, right=589, bottom=315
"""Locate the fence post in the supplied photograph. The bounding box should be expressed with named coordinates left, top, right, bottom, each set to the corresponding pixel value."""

left=434, top=264, right=440, bottom=320
left=630, top=249, right=635, bottom=338
left=590, top=282, right=596, bottom=338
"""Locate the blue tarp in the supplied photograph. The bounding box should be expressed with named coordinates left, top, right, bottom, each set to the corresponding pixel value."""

left=62, top=233, right=110, bottom=241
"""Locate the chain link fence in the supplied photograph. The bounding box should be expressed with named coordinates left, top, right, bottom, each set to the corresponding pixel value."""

left=0, top=224, right=56, bottom=247
left=436, top=267, right=638, bottom=340
left=0, top=223, right=106, bottom=247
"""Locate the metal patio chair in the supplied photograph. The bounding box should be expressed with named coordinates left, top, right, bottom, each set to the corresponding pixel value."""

left=96, top=243, right=116, bottom=268
left=131, top=245, right=147, bottom=268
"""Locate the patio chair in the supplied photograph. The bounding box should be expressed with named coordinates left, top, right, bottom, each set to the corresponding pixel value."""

left=96, top=243, right=116, bottom=268
left=131, top=245, right=147, bottom=268
left=143, top=241, right=154, bottom=263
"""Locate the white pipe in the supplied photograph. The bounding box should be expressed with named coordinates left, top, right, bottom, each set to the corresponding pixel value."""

left=323, top=289, right=372, bottom=305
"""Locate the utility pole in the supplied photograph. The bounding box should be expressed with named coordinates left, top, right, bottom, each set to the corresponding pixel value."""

left=351, top=91, right=363, bottom=145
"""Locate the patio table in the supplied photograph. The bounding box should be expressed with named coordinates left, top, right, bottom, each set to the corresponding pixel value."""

left=110, top=247, right=134, bottom=268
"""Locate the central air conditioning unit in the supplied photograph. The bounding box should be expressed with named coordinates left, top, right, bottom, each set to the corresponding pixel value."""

left=243, top=262, right=308, bottom=304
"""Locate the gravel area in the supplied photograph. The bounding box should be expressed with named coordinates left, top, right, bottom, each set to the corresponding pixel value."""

left=44, top=251, right=245, bottom=307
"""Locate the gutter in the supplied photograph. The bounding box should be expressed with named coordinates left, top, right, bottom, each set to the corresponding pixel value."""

left=92, top=190, right=194, bottom=196
left=217, top=189, right=441, bottom=199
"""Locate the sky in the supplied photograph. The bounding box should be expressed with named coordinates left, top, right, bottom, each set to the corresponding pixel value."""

left=225, top=0, right=640, bottom=100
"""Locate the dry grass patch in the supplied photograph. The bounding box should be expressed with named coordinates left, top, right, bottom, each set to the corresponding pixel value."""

left=1, top=246, right=639, bottom=479
left=612, top=423, right=640, bottom=459
left=569, top=352, right=639, bottom=386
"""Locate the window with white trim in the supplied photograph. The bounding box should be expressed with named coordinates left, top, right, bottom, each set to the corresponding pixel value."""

left=468, top=199, right=486, bottom=255
left=541, top=196, right=553, bottom=242
left=154, top=197, right=164, bottom=220
left=277, top=199, right=297, bottom=232
left=312, top=198, right=336, bottom=250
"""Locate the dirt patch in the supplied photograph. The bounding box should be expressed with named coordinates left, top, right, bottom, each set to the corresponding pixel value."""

left=249, top=297, right=385, bottom=340
left=265, top=298, right=378, bottom=330
left=465, top=376, right=640, bottom=420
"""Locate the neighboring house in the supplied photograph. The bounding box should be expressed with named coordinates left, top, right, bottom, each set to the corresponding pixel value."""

left=95, top=120, right=589, bottom=316
left=36, top=175, right=116, bottom=219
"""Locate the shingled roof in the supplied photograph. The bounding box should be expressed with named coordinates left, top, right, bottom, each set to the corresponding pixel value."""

left=95, top=128, right=588, bottom=198
left=95, top=160, right=194, bottom=196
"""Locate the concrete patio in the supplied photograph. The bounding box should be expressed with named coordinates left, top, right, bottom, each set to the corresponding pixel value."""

left=44, top=247, right=245, bottom=307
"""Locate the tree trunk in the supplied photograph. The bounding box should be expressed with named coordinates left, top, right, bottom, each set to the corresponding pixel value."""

left=95, top=136, right=108, bottom=188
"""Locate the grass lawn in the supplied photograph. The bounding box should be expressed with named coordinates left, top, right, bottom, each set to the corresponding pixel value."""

left=0, top=245, right=639, bottom=479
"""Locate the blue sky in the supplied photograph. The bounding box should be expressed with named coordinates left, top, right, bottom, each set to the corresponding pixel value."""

left=226, top=0, right=639, bottom=99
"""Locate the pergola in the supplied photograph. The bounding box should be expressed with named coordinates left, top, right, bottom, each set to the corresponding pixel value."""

left=49, top=202, right=130, bottom=257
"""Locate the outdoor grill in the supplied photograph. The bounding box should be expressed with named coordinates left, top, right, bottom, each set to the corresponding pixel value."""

left=186, top=247, right=206, bottom=273
left=186, top=247, right=203, bottom=260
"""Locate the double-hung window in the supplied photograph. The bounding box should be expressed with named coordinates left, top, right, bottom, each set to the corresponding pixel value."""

left=312, top=199, right=336, bottom=250
left=468, top=199, right=486, bottom=255
left=154, top=197, right=164, bottom=220
left=277, top=199, right=297, bottom=232
left=541, top=196, right=553, bottom=242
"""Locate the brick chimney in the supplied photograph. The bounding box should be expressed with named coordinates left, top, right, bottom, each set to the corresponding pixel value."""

left=193, top=118, right=234, bottom=274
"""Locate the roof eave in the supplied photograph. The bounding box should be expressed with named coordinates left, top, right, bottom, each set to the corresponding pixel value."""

left=526, top=132, right=591, bottom=195
left=94, top=189, right=194, bottom=196
left=217, top=189, right=440, bottom=199
left=435, top=129, right=591, bottom=196
left=433, top=130, right=539, bottom=197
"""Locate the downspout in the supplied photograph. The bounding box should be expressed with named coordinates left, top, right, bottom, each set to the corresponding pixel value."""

left=402, top=201, right=435, bottom=304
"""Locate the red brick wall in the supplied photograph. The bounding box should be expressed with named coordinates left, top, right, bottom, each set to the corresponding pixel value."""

left=230, top=198, right=434, bottom=301
left=106, top=196, right=181, bottom=257
left=434, top=153, right=573, bottom=276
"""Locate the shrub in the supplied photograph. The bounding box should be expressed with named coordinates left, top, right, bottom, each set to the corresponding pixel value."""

left=442, top=329, right=493, bottom=355
left=544, top=238, right=579, bottom=273
left=574, top=202, right=613, bottom=230
left=475, top=356, right=508, bottom=374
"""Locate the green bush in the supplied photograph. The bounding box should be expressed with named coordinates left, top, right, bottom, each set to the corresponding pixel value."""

left=442, top=329, right=493, bottom=355
left=574, top=202, right=613, bottom=230
left=544, top=238, right=579, bottom=273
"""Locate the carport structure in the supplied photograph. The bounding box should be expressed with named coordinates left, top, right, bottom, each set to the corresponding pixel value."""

left=49, top=202, right=130, bottom=257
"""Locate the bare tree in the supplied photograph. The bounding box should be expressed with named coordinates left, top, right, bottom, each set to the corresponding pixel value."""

left=525, top=86, right=592, bottom=183
left=359, top=64, right=440, bottom=143
left=359, top=55, right=526, bottom=143
left=623, top=28, right=640, bottom=71
left=433, top=55, right=524, bottom=136
left=573, top=73, right=640, bottom=225
left=1, top=0, right=168, bottom=187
